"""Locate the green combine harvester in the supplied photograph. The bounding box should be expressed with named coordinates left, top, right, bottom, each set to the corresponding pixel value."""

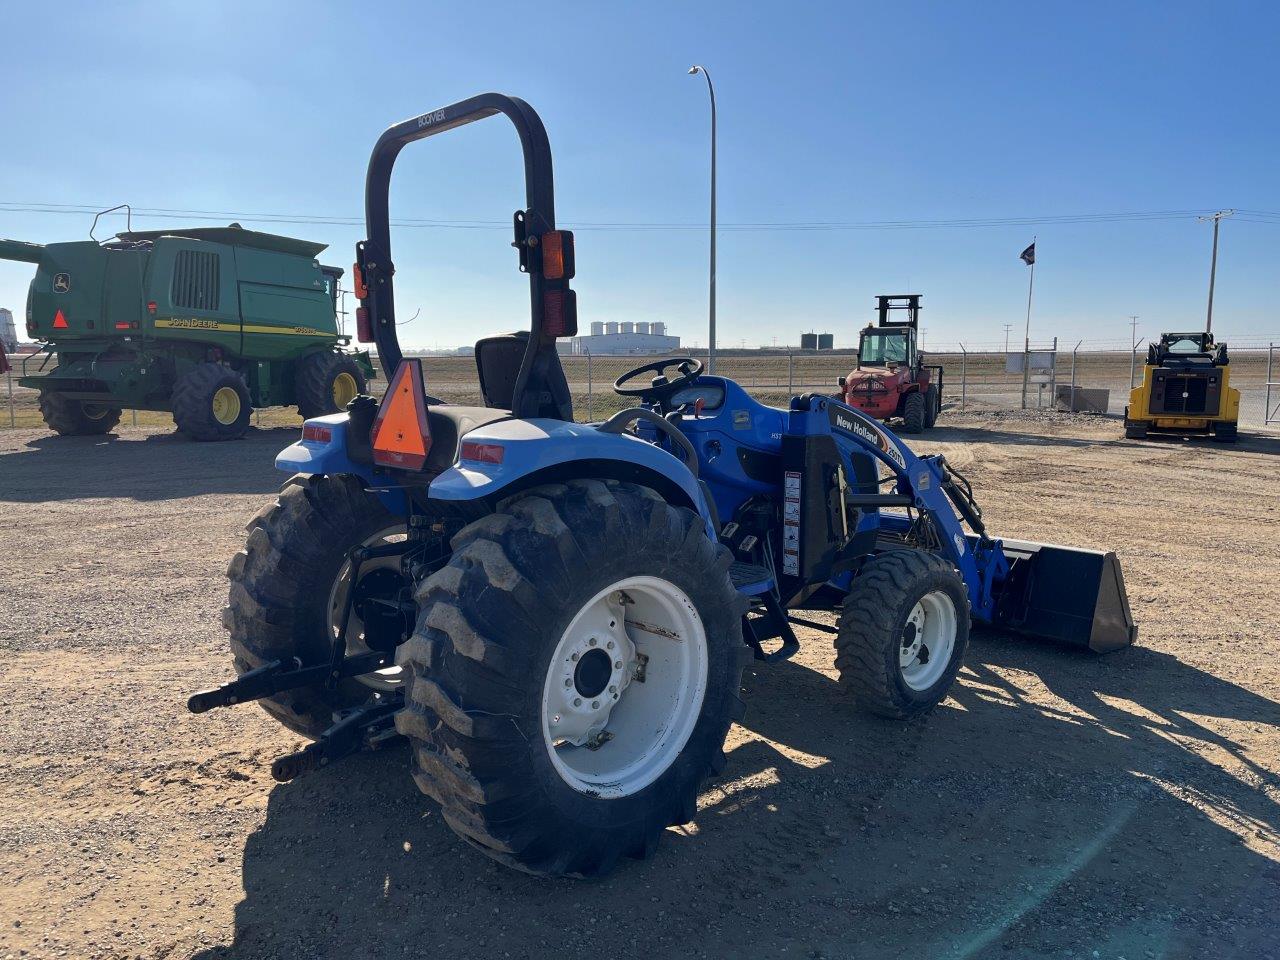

left=1, top=219, right=375, bottom=440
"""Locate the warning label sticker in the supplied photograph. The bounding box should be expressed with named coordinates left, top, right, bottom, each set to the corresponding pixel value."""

left=783, top=470, right=801, bottom=576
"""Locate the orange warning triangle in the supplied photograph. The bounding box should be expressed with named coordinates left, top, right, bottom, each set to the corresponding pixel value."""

left=53, top=309, right=69, bottom=329
left=371, top=358, right=432, bottom=470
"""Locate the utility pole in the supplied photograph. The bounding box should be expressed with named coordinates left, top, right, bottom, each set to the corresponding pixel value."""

left=1197, top=209, right=1234, bottom=334
left=1002, top=323, right=1013, bottom=353
left=688, top=65, right=717, bottom=373
left=1129, top=315, right=1140, bottom=389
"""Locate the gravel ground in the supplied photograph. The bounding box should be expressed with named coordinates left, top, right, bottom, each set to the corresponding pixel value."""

left=1, top=411, right=1278, bottom=960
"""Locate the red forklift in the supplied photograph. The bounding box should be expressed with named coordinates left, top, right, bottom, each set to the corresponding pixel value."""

left=839, top=294, right=942, bottom=433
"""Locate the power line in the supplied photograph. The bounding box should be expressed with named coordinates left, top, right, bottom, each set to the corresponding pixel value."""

left=0, top=201, right=1264, bottom=233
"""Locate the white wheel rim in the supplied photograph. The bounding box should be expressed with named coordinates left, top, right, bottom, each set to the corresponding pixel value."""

left=541, top=576, right=708, bottom=799
left=327, top=524, right=409, bottom=691
left=899, top=590, right=957, bottom=691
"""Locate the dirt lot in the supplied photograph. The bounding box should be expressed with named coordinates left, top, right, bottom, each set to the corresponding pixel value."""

left=1, top=411, right=1278, bottom=960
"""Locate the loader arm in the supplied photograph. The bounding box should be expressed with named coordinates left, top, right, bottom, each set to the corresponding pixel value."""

left=799, top=394, right=1135, bottom=652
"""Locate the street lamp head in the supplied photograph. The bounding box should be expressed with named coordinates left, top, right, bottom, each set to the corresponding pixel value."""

left=688, top=65, right=702, bottom=75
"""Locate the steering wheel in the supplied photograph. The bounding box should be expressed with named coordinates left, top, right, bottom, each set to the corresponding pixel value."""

left=613, top=356, right=705, bottom=406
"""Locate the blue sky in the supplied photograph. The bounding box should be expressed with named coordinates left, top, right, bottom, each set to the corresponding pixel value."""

left=2, top=1, right=1277, bottom=350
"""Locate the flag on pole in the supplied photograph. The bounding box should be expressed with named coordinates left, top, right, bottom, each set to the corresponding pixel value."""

left=1019, top=242, right=1036, bottom=266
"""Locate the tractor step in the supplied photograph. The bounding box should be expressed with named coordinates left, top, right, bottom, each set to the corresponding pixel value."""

left=729, top=561, right=775, bottom=596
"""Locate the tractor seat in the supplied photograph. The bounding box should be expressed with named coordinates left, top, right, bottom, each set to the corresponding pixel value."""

left=424, top=405, right=512, bottom=473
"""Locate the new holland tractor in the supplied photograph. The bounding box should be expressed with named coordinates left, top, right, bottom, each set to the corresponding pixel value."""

left=1, top=219, right=374, bottom=440
left=188, top=94, right=1136, bottom=877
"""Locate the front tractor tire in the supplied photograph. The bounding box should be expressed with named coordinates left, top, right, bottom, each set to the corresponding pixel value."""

left=295, top=351, right=367, bottom=419
left=902, top=391, right=927, bottom=433
left=223, top=474, right=408, bottom=738
left=834, top=551, right=970, bottom=719
left=396, top=480, right=748, bottom=877
left=172, top=362, right=252, bottom=441
left=38, top=391, right=122, bottom=436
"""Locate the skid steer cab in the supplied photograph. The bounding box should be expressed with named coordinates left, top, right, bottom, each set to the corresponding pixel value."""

left=189, top=93, right=1137, bottom=880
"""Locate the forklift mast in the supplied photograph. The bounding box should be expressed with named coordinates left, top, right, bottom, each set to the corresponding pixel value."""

left=875, top=294, right=921, bottom=330
left=356, top=93, right=576, bottom=421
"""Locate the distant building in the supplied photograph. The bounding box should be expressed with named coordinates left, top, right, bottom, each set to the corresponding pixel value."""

left=800, top=332, right=818, bottom=350
left=0, top=308, right=17, bottom=352
left=817, top=333, right=834, bottom=350
left=569, top=328, right=681, bottom=355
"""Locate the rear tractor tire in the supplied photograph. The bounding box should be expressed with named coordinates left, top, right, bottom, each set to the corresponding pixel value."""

left=834, top=551, right=970, bottom=719
left=172, top=362, right=252, bottom=441
left=38, top=391, right=122, bottom=436
left=295, top=351, right=367, bottom=420
left=902, top=391, right=927, bottom=433
left=223, top=474, right=410, bottom=738
left=396, top=480, right=748, bottom=877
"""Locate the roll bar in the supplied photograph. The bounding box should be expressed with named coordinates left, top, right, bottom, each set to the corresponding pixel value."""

left=359, top=93, right=572, bottom=420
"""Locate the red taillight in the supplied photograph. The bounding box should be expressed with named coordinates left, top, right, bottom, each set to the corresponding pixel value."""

left=353, top=263, right=368, bottom=300
left=543, top=289, right=577, bottom=338
left=460, top=441, right=505, bottom=464
left=356, top=306, right=373, bottom=343
left=302, top=424, right=333, bottom=444
left=115, top=321, right=131, bottom=330
left=147, top=301, right=157, bottom=315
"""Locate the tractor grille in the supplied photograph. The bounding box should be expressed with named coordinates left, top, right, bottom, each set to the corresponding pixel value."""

left=1151, top=371, right=1215, bottom=415
left=171, top=250, right=221, bottom=311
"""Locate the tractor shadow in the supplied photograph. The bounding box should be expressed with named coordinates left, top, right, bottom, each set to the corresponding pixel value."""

left=198, top=633, right=1280, bottom=960
left=0, top=427, right=294, bottom=502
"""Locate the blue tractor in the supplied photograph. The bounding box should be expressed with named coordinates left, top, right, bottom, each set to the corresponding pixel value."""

left=189, top=95, right=1136, bottom=877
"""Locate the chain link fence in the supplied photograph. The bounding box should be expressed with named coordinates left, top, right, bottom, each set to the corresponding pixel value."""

left=6, top=342, right=1280, bottom=431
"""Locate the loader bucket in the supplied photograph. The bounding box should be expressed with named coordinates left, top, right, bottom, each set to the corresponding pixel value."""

left=0, top=239, right=45, bottom=264
left=990, top=539, right=1137, bottom=653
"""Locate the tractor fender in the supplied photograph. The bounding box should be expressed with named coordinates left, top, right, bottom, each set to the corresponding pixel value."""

left=429, top=417, right=716, bottom=534
left=274, top=414, right=409, bottom=514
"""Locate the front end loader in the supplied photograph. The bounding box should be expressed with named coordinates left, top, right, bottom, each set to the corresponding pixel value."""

left=187, top=94, right=1136, bottom=878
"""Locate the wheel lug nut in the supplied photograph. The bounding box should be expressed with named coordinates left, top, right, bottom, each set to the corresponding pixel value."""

left=609, top=685, right=617, bottom=694
left=565, top=678, right=572, bottom=687
left=591, top=700, right=599, bottom=709
left=614, top=661, right=622, bottom=669
left=573, top=698, right=582, bottom=707
left=571, top=652, right=579, bottom=661
left=606, top=640, right=614, bottom=650
left=588, top=637, right=597, bottom=647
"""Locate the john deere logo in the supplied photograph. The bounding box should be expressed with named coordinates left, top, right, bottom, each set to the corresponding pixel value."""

left=53, top=273, right=71, bottom=293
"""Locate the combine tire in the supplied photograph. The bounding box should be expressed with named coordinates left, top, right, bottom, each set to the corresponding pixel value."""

left=1212, top=422, right=1238, bottom=443
left=396, top=480, right=748, bottom=877
left=295, top=351, right=367, bottom=419
left=923, top=384, right=940, bottom=428
left=172, top=363, right=252, bottom=441
left=223, top=474, right=408, bottom=738
left=834, top=551, right=969, bottom=719
left=902, top=392, right=927, bottom=433
left=38, top=391, right=121, bottom=436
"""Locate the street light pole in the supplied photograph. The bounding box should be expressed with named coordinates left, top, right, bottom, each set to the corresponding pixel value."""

left=688, top=64, right=717, bottom=374
left=1198, top=209, right=1234, bottom=335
